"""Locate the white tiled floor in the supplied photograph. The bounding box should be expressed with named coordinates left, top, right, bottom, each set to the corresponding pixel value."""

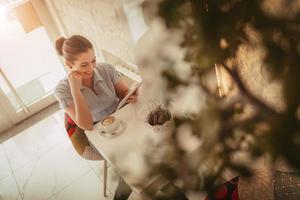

left=0, top=109, right=141, bottom=200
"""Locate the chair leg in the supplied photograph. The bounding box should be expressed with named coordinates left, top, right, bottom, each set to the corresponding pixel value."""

left=103, top=160, right=108, bottom=197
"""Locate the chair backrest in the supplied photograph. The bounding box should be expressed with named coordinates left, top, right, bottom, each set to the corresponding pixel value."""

left=64, top=113, right=89, bottom=155
left=64, top=113, right=103, bottom=160
left=64, top=113, right=77, bottom=137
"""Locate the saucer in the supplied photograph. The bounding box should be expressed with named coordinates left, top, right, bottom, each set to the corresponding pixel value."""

left=99, top=121, right=124, bottom=138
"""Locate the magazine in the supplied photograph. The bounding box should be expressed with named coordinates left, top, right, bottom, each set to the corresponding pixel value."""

left=115, top=81, right=143, bottom=111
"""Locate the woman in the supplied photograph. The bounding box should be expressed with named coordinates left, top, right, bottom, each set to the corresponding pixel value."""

left=54, top=35, right=136, bottom=200
left=54, top=35, right=137, bottom=130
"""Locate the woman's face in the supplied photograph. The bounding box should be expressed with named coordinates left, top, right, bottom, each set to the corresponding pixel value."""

left=67, top=48, right=96, bottom=80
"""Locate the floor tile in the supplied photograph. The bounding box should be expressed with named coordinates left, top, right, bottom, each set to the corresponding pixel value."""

left=3, top=113, right=69, bottom=171
left=13, top=143, right=91, bottom=200
left=48, top=170, right=112, bottom=200
left=0, top=174, right=22, bottom=200
left=87, top=160, right=120, bottom=194
left=88, top=161, right=144, bottom=199
left=0, top=144, right=12, bottom=180
left=0, top=103, right=60, bottom=144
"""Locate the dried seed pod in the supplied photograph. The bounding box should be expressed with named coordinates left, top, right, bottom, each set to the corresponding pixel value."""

left=147, top=105, right=171, bottom=126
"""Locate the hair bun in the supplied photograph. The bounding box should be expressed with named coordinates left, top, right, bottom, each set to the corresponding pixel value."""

left=55, top=37, right=66, bottom=56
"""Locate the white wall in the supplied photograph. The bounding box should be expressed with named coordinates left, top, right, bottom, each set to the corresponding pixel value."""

left=51, top=0, right=136, bottom=63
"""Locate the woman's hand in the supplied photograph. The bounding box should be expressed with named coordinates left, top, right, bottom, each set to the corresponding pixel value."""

left=126, top=89, right=139, bottom=103
left=68, top=70, right=82, bottom=93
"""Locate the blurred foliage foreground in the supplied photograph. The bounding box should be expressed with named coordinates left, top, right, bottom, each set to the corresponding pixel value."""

left=138, top=0, right=300, bottom=197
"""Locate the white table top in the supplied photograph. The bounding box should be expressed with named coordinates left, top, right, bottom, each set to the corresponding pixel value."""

left=85, top=101, right=172, bottom=193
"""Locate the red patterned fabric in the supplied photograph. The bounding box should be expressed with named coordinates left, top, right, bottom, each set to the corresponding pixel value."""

left=64, top=113, right=77, bottom=137
left=205, top=176, right=239, bottom=200
left=63, top=113, right=103, bottom=160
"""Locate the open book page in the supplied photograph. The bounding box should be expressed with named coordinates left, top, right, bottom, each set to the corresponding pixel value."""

left=115, top=81, right=143, bottom=111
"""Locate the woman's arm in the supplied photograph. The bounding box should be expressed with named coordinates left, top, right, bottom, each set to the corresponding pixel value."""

left=114, top=80, right=129, bottom=99
left=114, top=80, right=138, bottom=103
left=66, top=71, right=93, bottom=130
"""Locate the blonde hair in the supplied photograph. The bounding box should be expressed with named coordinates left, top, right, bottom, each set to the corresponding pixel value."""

left=55, top=35, right=93, bottom=63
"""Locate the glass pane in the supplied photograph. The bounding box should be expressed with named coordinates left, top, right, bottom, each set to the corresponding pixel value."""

left=0, top=73, right=21, bottom=110
left=121, top=0, right=148, bottom=44
left=0, top=6, right=65, bottom=110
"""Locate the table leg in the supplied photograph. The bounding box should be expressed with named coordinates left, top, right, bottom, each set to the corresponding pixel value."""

left=104, top=160, right=108, bottom=197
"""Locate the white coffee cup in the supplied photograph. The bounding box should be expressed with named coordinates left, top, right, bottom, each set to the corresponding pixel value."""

left=100, top=116, right=119, bottom=133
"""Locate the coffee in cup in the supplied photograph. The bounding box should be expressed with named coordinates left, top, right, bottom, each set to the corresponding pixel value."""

left=100, top=116, right=119, bottom=133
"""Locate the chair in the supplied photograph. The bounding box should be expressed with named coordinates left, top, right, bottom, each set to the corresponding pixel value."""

left=64, top=113, right=108, bottom=197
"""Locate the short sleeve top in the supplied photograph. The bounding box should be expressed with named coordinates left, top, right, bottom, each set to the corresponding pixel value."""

left=54, top=62, right=121, bottom=122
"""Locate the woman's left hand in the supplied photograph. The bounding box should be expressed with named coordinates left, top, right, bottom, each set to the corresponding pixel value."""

left=126, top=89, right=139, bottom=103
